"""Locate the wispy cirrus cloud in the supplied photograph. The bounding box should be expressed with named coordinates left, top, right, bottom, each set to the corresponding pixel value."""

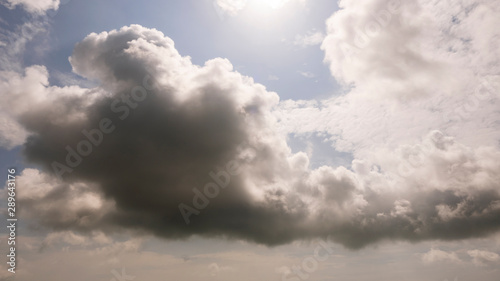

left=294, top=30, right=324, bottom=47
left=1, top=0, right=60, bottom=14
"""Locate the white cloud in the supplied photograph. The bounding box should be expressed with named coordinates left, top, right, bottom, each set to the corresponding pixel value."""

left=2, top=0, right=59, bottom=14
left=422, top=248, right=462, bottom=264
left=9, top=168, right=116, bottom=230
left=276, top=0, right=500, bottom=192
left=321, top=0, right=500, bottom=101
left=272, top=0, right=500, bottom=249
left=213, top=0, right=247, bottom=17
left=0, top=112, right=28, bottom=149
left=213, top=0, right=306, bottom=17
left=467, top=249, right=500, bottom=267
left=208, top=262, right=235, bottom=276
left=0, top=65, right=95, bottom=148
left=298, top=71, right=315, bottom=78
left=268, top=74, right=279, bottom=81
left=294, top=31, right=324, bottom=47
left=0, top=18, right=55, bottom=149
left=44, top=231, right=90, bottom=246
left=1, top=24, right=496, bottom=250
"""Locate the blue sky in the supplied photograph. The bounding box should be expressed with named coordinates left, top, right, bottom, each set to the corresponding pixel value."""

left=5, top=0, right=339, bottom=100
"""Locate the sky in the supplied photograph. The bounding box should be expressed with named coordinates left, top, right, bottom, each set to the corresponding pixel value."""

left=0, top=0, right=499, bottom=280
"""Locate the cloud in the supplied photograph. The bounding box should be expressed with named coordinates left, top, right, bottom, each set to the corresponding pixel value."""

left=213, top=0, right=247, bottom=17
left=467, top=249, right=500, bottom=267
left=0, top=15, right=55, bottom=149
left=294, top=31, right=324, bottom=47
left=12, top=25, right=310, bottom=246
left=208, top=262, right=235, bottom=277
left=0, top=65, right=93, bottom=149
left=298, top=71, right=315, bottom=78
left=422, top=248, right=461, bottom=264
left=278, top=0, right=500, bottom=198
left=2, top=22, right=498, bottom=250
left=14, top=168, right=114, bottom=233
left=321, top=0, right=500, bottom=100
left=268, top=75, right=279, bottom=81
left=273, top=0, right=500, bottom=248
left=2, top=0, right=60, bottom=14
left=0, top=20, right=50, bottom=72
left=0, top=112, right=28, bottom=149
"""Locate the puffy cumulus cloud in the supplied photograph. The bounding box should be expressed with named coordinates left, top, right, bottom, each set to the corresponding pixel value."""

left=0, top=112, right=28, bottom=149
left=11, top=24, right=310, bottom=246
left=2, top=0, right=59, bottom=14
left=41, top=230, right=114, bottom=248
left=298, top=71, right=315, bottom=78
left=292, top=131, right=500, bottom=248
left=277, top=2, right=500, bottom=252
left=6, top=24, right=500, bottom=250
left=321, top=0, right=500, bottom=100
left=208, top=262, right=235, bottom=277
left=14, top=168, right=115, bottom=232
left=0, top=18, right=74, bottom=149
left=275, top=79, right=500, bottom=158
left=0, top=65, right=97, bottom=148
left=332, top=131, right=500, bottom=248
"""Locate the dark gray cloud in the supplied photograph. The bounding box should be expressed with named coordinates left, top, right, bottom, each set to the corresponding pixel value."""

left=16, top=25, right=310, bottom=246
left=7, top=25, right=500, bottom=249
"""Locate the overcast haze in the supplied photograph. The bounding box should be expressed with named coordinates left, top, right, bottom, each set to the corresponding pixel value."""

left=0, top=0, right=499, bottom=280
